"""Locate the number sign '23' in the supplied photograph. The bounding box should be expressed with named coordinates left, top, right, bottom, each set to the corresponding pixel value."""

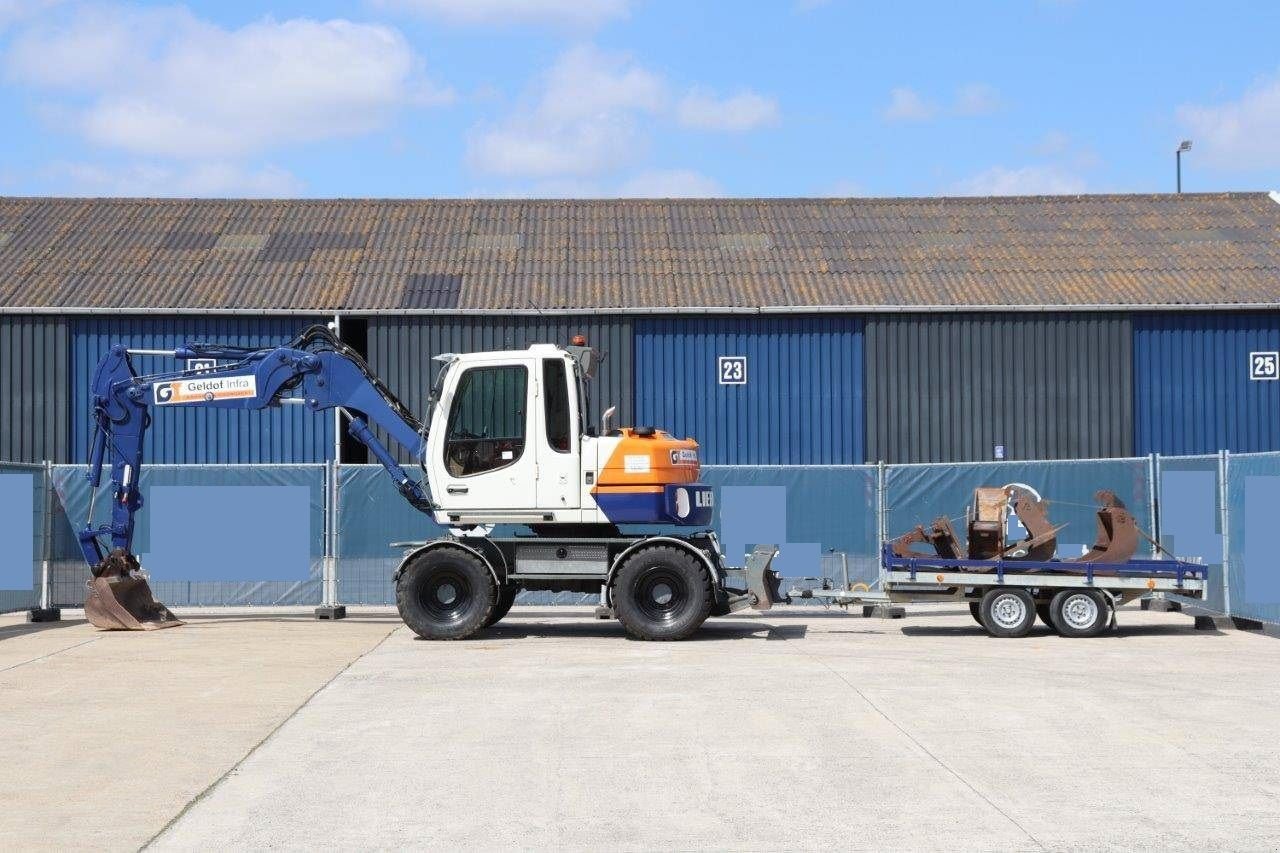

left=718, top=356, right=747, bottom=385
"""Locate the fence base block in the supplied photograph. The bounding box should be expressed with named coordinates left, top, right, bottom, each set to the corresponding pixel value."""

left=862, top=605, right=905, bottom=619
left=1230, top=616, right=1265, bottom=632
left=593, top=605, right=615, bottom=620
left=1194, top=615, right=1230, bottom=630
left=1150, top=599, right=1182, bottom=612
left=314, top=605, right=347, bottom=621
left=27, top=607, right=61, bottom=623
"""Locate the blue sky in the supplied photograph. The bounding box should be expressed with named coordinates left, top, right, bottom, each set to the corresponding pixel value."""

left=2, top=0, right=1278, bottom=198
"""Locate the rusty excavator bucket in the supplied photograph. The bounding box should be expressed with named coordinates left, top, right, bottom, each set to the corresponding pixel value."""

left=890, top=516, right=962, bottom=559
left=999, top=488, right=1064, bottom=561
left=85, top=549, right=182, bottom=631
left=1068, top=490, right=1139, bottom=564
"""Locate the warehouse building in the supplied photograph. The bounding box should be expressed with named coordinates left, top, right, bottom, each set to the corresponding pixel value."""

left=1, top=193, right=1278, bottom=466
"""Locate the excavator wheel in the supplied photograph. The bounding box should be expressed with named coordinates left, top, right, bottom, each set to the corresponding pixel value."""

left=611, top=545, right=712, bottom=641
left=396, top=548, right=497, bottom=640
left=484, top=584, right=519, bottom=628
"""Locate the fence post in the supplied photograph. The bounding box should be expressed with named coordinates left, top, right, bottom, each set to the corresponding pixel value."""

left=876, top=461, right=887, bottom=588
left=28, top=460, right=61, bottom=623
left=1218, top=449, right=1232, bottom=616
left=315, top=459, right=347, bottom=620
left=1147, top=452, right=1160, bottom=558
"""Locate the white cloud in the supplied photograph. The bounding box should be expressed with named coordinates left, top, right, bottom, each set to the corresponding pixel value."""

left=468, top=45, right=664, bottom=178
left=0, top=0, right=60, bottom=32
left=1177, top=71, right=1280, bottom=170
left=1034, top=129, right=1072, bottom=157
left=676, top=88, right=778, bottom=132
left=374, top=0, right=629, bottom=28
left=954, top=164, right=1086, bottom=196
left=616, top=169, right=722, bottom=197
left=884, top=87, right=934, bottom=122
left=6, top=6, right=448, bottom=160
left=954, top=82, right=1000, bottom=116
left=46, top=160, right=305, bottom=197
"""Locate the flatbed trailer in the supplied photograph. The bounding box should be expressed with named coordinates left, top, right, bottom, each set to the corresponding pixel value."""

left=791, top=544, right=1208, bottom=638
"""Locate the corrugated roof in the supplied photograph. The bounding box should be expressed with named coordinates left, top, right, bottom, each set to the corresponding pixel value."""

left=0, top=193, right=1277, bottom=312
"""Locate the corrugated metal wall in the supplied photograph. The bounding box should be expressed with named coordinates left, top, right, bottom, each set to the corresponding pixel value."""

left=365, top=315, right=633, bottom=462
left=634, top=315, right=864, bottom=464
left=865, top=313, right=1132, bottom=463
left=71, top=316, right=332, bottom=463
left=0, top=316, right=69, bottom=463
left=1134, top=312, right=1280, bottom=454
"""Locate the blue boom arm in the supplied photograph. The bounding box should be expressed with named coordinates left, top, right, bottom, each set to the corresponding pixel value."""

left=79, top=326, right=433, bottom=572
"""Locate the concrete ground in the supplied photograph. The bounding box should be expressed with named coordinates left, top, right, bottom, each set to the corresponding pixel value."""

left=2, top=606, right=1278, bottom=852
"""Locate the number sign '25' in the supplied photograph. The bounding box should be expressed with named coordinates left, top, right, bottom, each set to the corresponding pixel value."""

left=718, top=356, right=747, bottom=385
left=1250, top=351, right=1279, bottom=381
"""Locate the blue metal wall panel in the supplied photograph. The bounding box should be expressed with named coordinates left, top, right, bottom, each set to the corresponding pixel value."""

left=1134, top=312, right=1280, bottom=455
left=71, top=316, right=332, bottom=463
left=635, top=315, right=864, bottom=464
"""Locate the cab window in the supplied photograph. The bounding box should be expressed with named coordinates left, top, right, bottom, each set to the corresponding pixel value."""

left=444, top=365, right=527, bottom=477
left=543, top=359, right=571, bottom=453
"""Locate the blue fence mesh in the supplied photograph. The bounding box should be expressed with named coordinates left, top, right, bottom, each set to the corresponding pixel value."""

left=50, top=465, right=325, bottom=608
left=21, top=454, right=1271, bottom=626
left=1225, top=451, right=1280, bottom=625
left=0, top=463, right=43, bottom=613
left=885, top=457, right=1155, bottom=562
left=1157, top=454, right=1225, bottom=612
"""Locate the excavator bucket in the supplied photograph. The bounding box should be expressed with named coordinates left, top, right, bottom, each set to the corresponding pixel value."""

left=1069, top=490, right=1139, bottom=564
left=84, top=549, right=182, bottom=631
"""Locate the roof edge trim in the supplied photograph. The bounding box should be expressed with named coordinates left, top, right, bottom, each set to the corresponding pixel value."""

left=3, top=303, right=1279, bottom=317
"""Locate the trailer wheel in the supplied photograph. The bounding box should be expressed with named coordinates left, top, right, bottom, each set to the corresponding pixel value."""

left=1036, top=602, right=1054, bottom=627
left=979, top=587, right=1036, bottom=638
left=1049, top=589, right=1108, bottom=638
left=484, top=584, right=518, bottom=628
left=396, top=548, right=496, bottom=640
left=611, top=545, right=712, bottom=641
left=968, top=601, right=983, bottom=625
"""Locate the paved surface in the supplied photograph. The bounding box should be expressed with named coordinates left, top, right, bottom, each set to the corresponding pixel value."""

left=3, top=606, right=1278, bottom=851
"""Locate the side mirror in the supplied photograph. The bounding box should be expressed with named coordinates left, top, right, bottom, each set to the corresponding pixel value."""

left=601, top=405, right=617, bottom=435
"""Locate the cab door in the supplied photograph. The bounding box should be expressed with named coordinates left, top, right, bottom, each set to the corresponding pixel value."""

left=534, top=356, right=581, bottom=515
left=431, top=360, right=539, bottom=516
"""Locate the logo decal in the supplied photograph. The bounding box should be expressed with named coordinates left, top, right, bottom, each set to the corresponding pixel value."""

left=153, top=374, right=258, bottom=406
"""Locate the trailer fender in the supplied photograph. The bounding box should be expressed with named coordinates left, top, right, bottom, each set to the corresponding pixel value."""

left=603, top=536, right=720, bottom=606
left=393, top=538, right=505, bottom=589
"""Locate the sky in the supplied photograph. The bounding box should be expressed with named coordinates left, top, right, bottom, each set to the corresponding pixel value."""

left=1, top=0, right=1279, bottom=199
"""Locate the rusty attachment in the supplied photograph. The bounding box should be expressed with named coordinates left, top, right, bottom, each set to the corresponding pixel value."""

left=890, top=516, right=961, bottom=559
left=85, top=549, right=182, bottom=631
left=1067, top=490, right=1139, bottom=564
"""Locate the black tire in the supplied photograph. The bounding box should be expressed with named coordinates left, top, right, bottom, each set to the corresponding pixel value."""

left=396, top=548, right=496, bottom=640
left=1049, top=589, right=1109, bottom=638
left=979, top=587, right=1036, bottom=638
left=611, top=545, right=712, bottom=641
left=484, top=583, right=518, bottom=628
left=1036, top=602, right=1054, bottom=627
left=968, top=601, right=983, bottom=625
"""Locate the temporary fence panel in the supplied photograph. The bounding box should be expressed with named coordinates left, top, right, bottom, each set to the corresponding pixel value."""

left=71, top=315, right=332, bottom=464
left=635, top=315, right=865, bottom=465
left=885, top=457, right=1153, bottom=562
left=701, top=466, right=880, bottom=589
left=335, top=465, right=444, bottom=605
left=50, top=464, right=324, bottom=607
left=1157, top=454, right=1225, bottom=612
left=0, top=463, right=44, bottom=613
left=1225, top=451, right=1280, bottom=626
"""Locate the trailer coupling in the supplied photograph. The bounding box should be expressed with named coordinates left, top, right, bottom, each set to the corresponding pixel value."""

left=722, top=544, right=790, bottom=612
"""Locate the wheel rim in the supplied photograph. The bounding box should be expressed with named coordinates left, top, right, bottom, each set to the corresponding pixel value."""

left=989, top=593, right=1028, bottom=629
left=1060, top=593, right=1099, bottom=630
left=633, top=566, right=689, bottom=625
left=418, top=568, right=474, bottom=625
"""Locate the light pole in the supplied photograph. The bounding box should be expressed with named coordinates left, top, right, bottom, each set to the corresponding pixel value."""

left=1176, top=140, right=1192, bottom=193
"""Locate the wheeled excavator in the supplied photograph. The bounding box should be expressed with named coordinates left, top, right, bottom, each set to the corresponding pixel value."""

left=78, top=326, right=784, bottom=640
